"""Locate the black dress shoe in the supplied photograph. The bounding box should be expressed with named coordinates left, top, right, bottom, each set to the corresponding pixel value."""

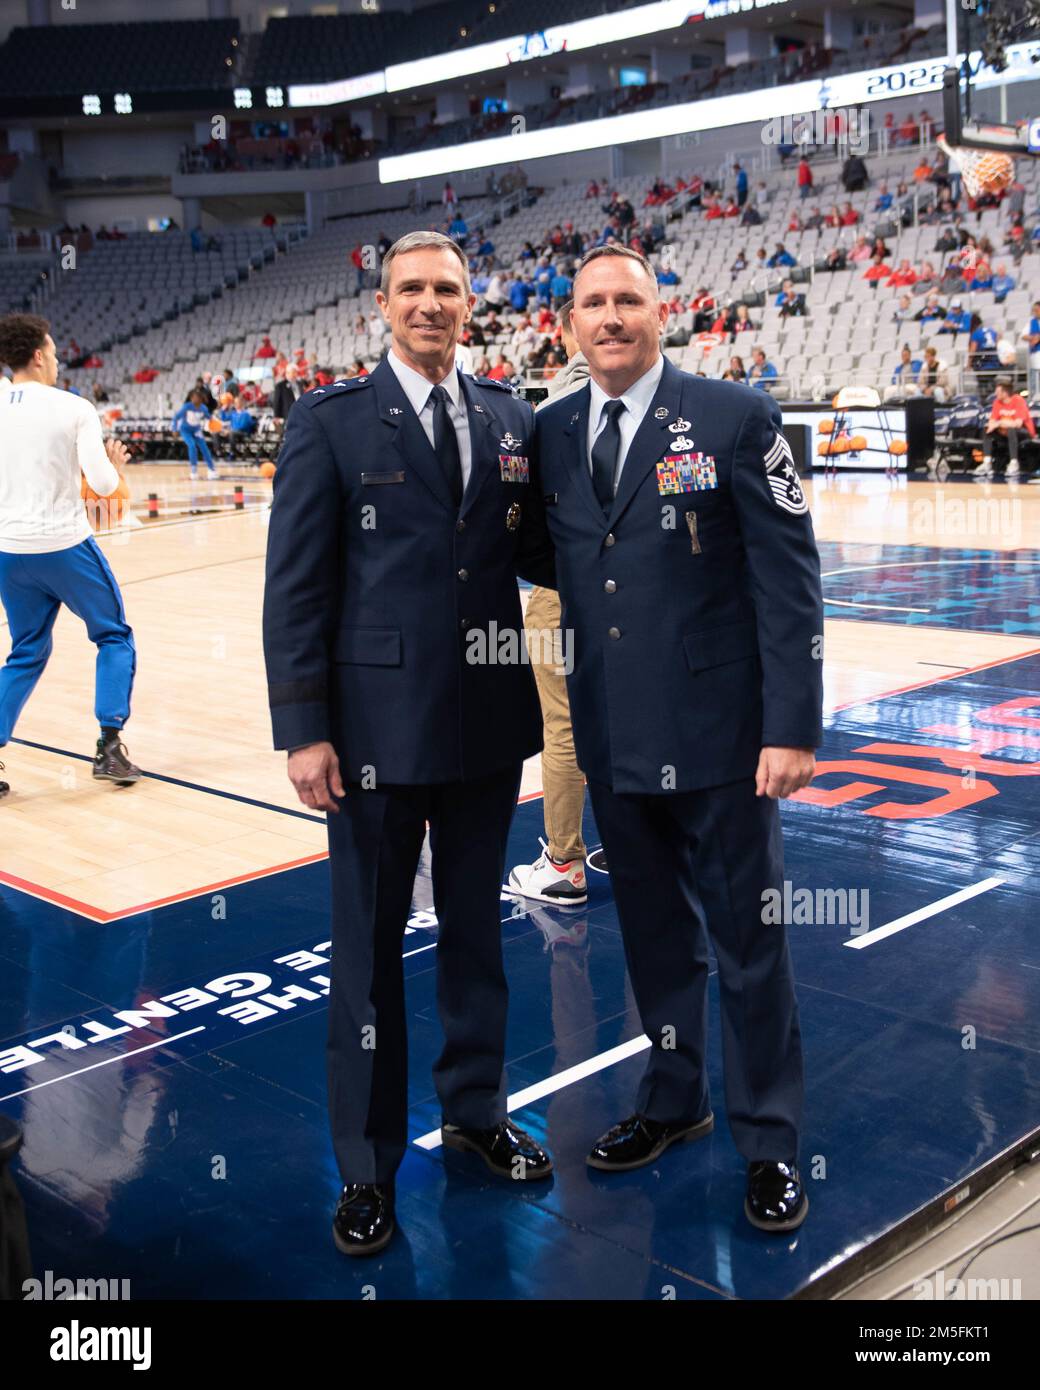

left=745, top=1161, right=808, bottom=1232
left=586, top=1111, right=714, bottom=1171
left=332, top=1183, right=395, bottom=1256
left=441, top=1119, right=553, bottom=1179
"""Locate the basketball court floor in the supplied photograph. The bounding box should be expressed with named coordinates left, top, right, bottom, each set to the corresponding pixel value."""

left=1, top=464, right=1039, bottom=1299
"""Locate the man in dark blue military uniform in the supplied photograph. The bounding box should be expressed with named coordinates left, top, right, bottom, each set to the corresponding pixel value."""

left=537, top=245, right=823, bottom=1231
left=262, top=231, right=556, bottom=1256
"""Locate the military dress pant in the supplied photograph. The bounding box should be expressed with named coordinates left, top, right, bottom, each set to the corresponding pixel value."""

left=587, top=776, right=804, bottom=1163
left=325, top=762, right=523, bottom=1185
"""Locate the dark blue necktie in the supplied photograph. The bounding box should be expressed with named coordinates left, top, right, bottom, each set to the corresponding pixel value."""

left=592, top=398, right=625, bottom=516
left=431, top=384, right=463, bottom=507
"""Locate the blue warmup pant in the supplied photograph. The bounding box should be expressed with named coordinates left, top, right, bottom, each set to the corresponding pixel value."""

left=179, top=428, right=214, bottom=471
left=0, top=538, right=136, bottom=746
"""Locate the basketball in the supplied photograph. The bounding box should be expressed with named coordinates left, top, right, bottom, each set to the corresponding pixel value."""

left=207, top=416, right=224, bottom=433
left=80, top=471, right=131, bottom=526
left=259, top=461, right=276, bottom=478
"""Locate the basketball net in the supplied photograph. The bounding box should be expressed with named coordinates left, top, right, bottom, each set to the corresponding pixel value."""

left=937, top=133, right=1015, bottom=199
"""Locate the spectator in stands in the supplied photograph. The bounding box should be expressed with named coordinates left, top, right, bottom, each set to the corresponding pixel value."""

left=271, top=365, right=304, bottom=421
left=891, top=345, right=923, bottom=387
left=937, top=299, right=971, bottom=337
left=913, top=261, right=940, bottom=294
left=988, top=262, right=1015, bottom=304
left=367, top=309, right=388, bottom=340
left=82, top=351, right=103, bottom=370
left=172, top=389, right=217, bottom=480
left=918, top=346, right=950, bottom=401
left=485, top=270, right=508, bottom=310
left=255, top=335, right=277, bottom=361
left=797, top=155, right=813, bottom=200
left=777, top=282, right=806, bottom=319
left=91, top=381, right=109, bottom=404
left=863, top=253, right=891, bottom=288
left=474, top=356, right=492, bottom=378
left=261, top=212, right=277, bottom=230
left=689, top=288, right=718, bottom=332
left=754, top=246, right=769, bottom=270
left=1006, top=178, right=1027, bottom=222
left=585, top=180, right=600, bottom=199
left=874, top=183, right=893, bottom=213
left=484, top=308, right=505, bottom=337
left=550, top=266, right=573, bottom=308
left=787, top=211, right=804, bottom=233
left=839, top=202, right=859, bottom=227
left=730, top=250, right=747, bottom=280
left=351, top=244, right=365, bottom=294
left=1020, top=301, right=1040, bottom=396
left=60, top=377, right=79, bottom=396
left=511, top=316, right=537, bottom=362
left=821, top=246, right=848, bottom=271
left=824, top=205, right=842, bottom=229
left=893, top=294, right=915, bottom=323
left=976, top=379, right=1036, bottom=477
left=715, top=302, right=755, bottom=341
left=969, top=316, right=1002, bottom=374
left=734, top=163, right=748, bottom=207
left=849, top=235, right=872, bottom=263
left=915, top=291, right=945, bottom=323
left=657, top=260, right=680, bottom=286
left=448, top=212, right=468, bottom=244
left=133, top=365, right=158, bottom=384
left=195, top=376, right=218, bottom=410
left=912, top=156, right=933, bottom=183
left=722, top=354, right=746, bottom=382
left=747, top=347, right=778, bottom=389
left=222, top=366, right=239, bottom=399
left=442, top=181, right=457, bottom=210
left=887, top=259, right=918, bottom=289
left=966, top=253, right=993, bottom=291
left=841, top=151, right=869, bottom=192
left=273, top=351, right=290, bottom=380
left=486, top=355, right=508, bottom=381
left=804, top=206, right=825, bottom=231
left=534, top=258, right=555, bottom=305
left=741, top=202, right=763, bottom=228
left=898, top=111, right=919, bottom=146
left=767, top=243, right=796, bottom=269
left=871, top=235, right=891, bottom=260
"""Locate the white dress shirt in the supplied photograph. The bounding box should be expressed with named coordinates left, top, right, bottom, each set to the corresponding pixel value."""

left=587, top=354, right=666, bottom=488
left=387, top=347, right=473, bottom=492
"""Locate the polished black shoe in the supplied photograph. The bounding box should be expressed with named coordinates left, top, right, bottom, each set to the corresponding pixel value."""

left=441, top=1118, right=553, bottom=1179
left=0, top=761, right=8, bottom=799
left=745, top=1161, right=808, bottom=1232
left=586, top=1111, right=714, bottom=1171
left=92, top=735, right=142, bottom=785
left=332, top=1183, right=395, bottom=1256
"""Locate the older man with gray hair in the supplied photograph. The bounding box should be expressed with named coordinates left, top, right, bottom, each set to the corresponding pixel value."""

left=262, top=230, right=557, bottom=1257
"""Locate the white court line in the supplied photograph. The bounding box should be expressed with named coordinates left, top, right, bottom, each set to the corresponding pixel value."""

left=0, top=1026, right=207, bottom=1103
left=843, top=878, right=1004, bottom=950
left=823, top=599, right=931, bottom=613
left=413, top=1034, right=650, bottom=1150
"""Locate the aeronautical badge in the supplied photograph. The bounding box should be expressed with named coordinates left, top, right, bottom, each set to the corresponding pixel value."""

left=763, top=431, right=807, bottom=515
left=499, top=432, right=522, bottom=452
left=499, top=454, right=529, bottom=483
left=654, top=406, right=669, bottom=421
left=668, top=418, right=692, bottom=433
left=671, top=435, right=695, bottom=451
left=657, top=453, right=717, bottom=494
left=506, top=502, right=522, bottom=530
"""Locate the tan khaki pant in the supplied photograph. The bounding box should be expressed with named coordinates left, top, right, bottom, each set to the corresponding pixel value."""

left=523, top=585, right=587, bottom=863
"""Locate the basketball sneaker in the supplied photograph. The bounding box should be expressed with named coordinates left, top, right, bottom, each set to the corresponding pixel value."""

left=972, top=460, right=993, bottom=477
left=93, top=735, right=142, bottom=785
left=509, top=838, right=587, bottom=905
left=1006, top=460, right=1020, bottom=477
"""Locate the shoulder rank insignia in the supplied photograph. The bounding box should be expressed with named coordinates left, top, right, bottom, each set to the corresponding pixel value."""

left=763, top=431, right=807, bottom=515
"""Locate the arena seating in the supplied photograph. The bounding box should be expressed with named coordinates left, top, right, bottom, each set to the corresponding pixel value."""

left=0, top=20, right=240, bottom=99
left=33, top=135, right=1040, bottom=427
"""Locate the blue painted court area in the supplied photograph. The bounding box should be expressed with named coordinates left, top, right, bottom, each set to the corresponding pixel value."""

left=818, top=542, right=1040, bottom=634
left=1, top=649, right=1039, bottom=1299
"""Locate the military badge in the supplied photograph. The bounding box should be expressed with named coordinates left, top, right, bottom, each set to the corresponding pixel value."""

left=506, top=502, right=522, bottom=531
left=763, top=431, right=807, bottom=515
left=499, top=432, right=522, bottom=452
left=668, top=417, right=692, bottom=433
left=654, top=406, right=669, bottom=420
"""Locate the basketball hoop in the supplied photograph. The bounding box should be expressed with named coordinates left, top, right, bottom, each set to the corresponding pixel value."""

left=938, top=133, right=1015, bottom=199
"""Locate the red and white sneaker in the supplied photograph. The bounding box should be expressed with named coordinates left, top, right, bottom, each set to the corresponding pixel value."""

left=509, top=839, right=587, bottom=906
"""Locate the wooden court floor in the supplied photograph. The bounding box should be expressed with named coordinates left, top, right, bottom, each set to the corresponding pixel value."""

left=1, top=465, right=1039, bottom=922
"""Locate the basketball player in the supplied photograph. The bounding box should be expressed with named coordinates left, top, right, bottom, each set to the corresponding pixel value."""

left=0, top=314, right=142, bottom=799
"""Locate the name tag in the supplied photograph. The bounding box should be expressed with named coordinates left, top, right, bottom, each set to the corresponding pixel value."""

left=657, top=453, right=717, bottom=495
left=361, top=471, right=406, bottom=485
left=499, top=455, right=529, bottom=483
